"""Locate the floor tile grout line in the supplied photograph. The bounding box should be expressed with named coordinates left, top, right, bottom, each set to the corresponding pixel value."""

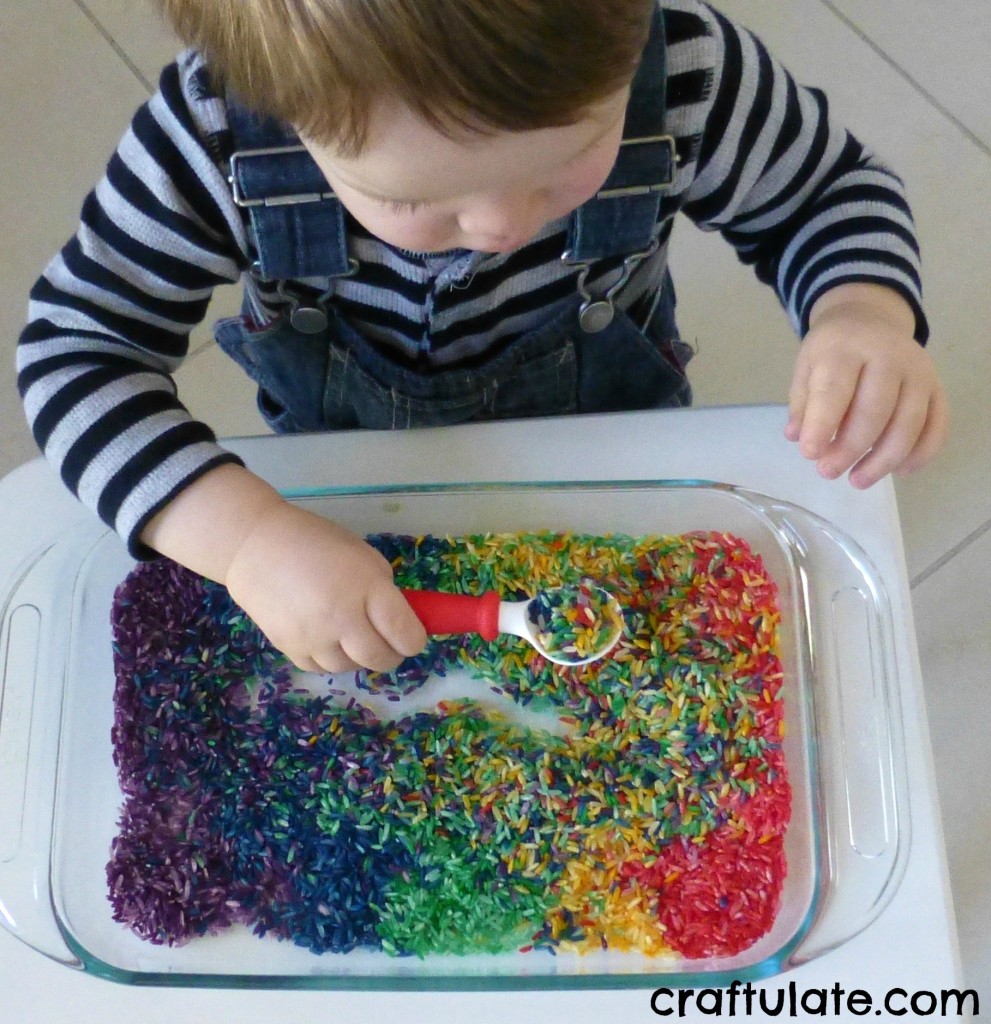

left=71, top=0, right=155, bottom=94
left=910, top=516, right=991, bottom=590
left=819, top=0, right=991, bottom=158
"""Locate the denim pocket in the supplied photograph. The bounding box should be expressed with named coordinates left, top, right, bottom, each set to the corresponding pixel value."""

left=216, top=314, right=334, bottom=432
left=322, top=336, right=579, bottom=429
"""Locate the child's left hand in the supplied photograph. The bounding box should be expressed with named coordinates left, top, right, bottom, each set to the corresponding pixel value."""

left=784, top=282, right=948, bottom=488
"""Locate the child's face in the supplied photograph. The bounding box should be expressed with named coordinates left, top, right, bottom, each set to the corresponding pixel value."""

left=301, top=89, right=629, bottom=253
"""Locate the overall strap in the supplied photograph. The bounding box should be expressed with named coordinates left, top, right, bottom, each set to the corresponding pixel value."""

left=565, top=4, right=675, bottom=264
left=225, top=103, right=353, bottom=281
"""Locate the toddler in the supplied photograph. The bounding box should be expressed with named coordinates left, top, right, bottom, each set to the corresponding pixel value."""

left=17, top=0, right=947, bottom=673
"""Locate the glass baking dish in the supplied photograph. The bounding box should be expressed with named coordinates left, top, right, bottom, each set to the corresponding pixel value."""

left=0, top=480, right=909, bottom=989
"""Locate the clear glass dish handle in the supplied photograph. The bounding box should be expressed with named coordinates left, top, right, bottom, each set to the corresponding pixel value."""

left=0, top=535, right=90, bottom=967
left=749, top=494, right=911, bottom=967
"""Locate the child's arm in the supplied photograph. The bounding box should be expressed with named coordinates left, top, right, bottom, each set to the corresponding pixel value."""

left=785, top=282, right=948, bottom=488
left=139, top=462, right=427, bottom=672
left=16, top=56, right=425, bottom=673
left=681, top=7, right=947, bottom=486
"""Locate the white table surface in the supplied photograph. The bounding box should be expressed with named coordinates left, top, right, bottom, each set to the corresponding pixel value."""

left=0, top=406, right=964, bottom=1022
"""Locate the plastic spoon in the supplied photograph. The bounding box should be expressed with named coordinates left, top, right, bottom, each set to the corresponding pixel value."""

left=401, top=580, right=624, bottom=667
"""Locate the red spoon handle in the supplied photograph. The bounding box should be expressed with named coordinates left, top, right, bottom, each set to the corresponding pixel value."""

left=401, top=589, right=501, bottom=641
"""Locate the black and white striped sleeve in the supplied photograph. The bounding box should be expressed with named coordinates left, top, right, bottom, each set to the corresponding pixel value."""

left=16, top=57, right=251, bottom=556
left=683, top=4, right=927, bottom=342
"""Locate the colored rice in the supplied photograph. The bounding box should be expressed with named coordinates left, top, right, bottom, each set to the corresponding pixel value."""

left=526, top=578, right=624, bottom=662
left=108, top=530, right=790, bottom=960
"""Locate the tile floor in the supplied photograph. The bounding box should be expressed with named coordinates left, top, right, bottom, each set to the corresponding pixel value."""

left=1, top=0, right=989, bottom=993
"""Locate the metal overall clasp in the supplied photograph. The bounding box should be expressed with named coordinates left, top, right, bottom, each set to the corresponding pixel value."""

left=570, top=233, right=662, bottom=333
left=562, top=132, right=676, bottom=333
left=230, top=144, right=358, bottom=333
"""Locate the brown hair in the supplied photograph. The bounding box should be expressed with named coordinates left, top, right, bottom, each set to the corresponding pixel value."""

left=156, top=0, right=653, bottom=153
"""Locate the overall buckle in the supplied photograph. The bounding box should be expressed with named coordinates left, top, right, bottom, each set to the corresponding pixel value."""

left=229, top=146, right=336, bottom=208
left=595, top=135, right=678, bottom=200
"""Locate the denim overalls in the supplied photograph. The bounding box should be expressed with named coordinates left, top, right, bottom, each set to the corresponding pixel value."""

left=216, top=6, right=692, bottom=433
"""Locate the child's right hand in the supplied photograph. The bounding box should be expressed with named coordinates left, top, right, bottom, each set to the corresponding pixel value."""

left=223, top=501, right=428, bottom=673
left=140, top=464, right=427, bottom=674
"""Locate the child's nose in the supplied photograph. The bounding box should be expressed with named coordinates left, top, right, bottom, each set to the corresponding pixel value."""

left=457, top=191, right=549, bottom=251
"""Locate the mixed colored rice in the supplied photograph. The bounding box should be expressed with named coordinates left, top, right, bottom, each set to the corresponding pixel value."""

left=526, top=578, right=624, bottom=662
left=108, top=530, right=790, bottom=959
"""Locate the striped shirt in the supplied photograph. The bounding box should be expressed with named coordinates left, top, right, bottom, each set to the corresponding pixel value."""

left=17, top=0, right=927, bottom=555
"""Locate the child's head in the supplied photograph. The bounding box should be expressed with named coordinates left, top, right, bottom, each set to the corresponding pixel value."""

left=156, top=0, right=653, bottom=154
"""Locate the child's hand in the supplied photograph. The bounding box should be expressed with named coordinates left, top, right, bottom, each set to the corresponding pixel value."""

left=223, top=502, right=428, bottom=673
left=784, top=283, right=948, bottom=488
